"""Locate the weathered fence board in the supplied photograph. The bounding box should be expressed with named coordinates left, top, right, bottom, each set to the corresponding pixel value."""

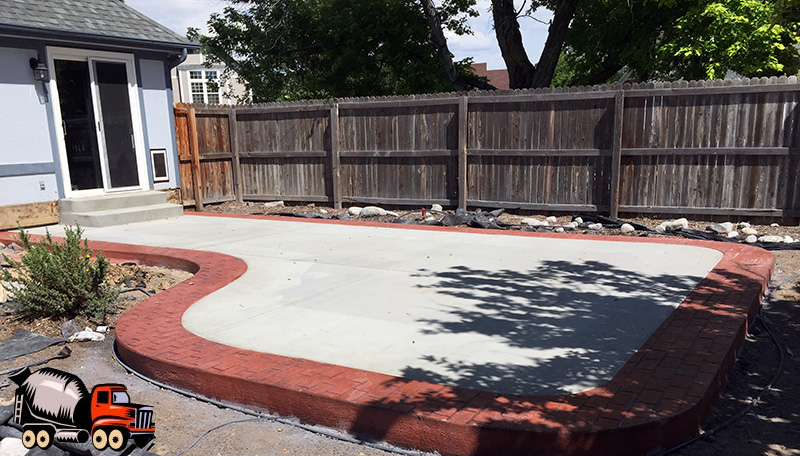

left=175, top=76, right=800, bottom=220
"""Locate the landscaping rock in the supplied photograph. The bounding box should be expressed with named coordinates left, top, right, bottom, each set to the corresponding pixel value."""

left=348, top=206, right=362, bottom=216
left=655, top=222, right=667, bottom=234
left=358, top=206, right=386, bottom=217
left=567, top=221, right=579, bottom=229
left=784, top=236, right=794, bottom=244
left=758, top=235, right=784, bottom=243
left=319, top=209, right=328, bottom=214
left=670, top=218, right=690, bottom=230
left=770, top=223, right=780, bottom=227
left=431, top=204, right=443, bottom=212
left=620, top=223, right=635, bottom=233
left=574, top=217, right=583, bottom=224
left=587, top=223, right=603, bottom=231
left=554, top=227, right=565, bottom=233
left=263, top=200, right=284, bottom=209
left=545, top=216, right=557, bottom=224
left=707, top=222, right=734, bottom=234
left=61, top=319, right=82, bottom=339
left=0, top=286, right=6, bottom=304
left=727, top=231, right=739, bottom=238
left=741, top=227, right=758, bottom=236
left=745, top=235, right=758, bottom=243
left=738, top=221, right=751, bottom=228
left=385, top=211, right=399, bottom=217
left=521, top=218, right=548, bottom=226
left=0, top=438, right=26, bottom=456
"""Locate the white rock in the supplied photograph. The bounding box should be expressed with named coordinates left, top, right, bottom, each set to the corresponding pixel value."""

left=738, top=222, right=751, bottom=228
left=263, top=200, right=285, bottom=209
left=671, top=218, right=689, bottom=230
left=741, top=227, right=758, bottom=236
left=68, top=327, right=105, bottom=342
left=545, top=216, right=557, bottom=224
left=359, top=206, right=387, bottom=217
left=770, top=223, right=780, bottom=227
left=707, top=222, right=734, bottom=234
left=655, top=222, right=668, bottom=234
left=758, top=235, right=784, bottom=243
left=745, top=235, right=758, bottom=243
left=587, top=223, right=603, bottom=231
left=521, top=218, right=548, bottom=226
left=320, top=209, right=328, bottom=214
left=620, top=223, right=635, bottom=233
left=784, top=236, right=794, bottom=243
left=424, top=215, right=437, bottom=222
left=0, top=438, right=27, bottom=456
left=385, top=211, right=399, bottom=217
left=574, top=217, right=584, bottom=224
left=431, top=204, right=443, bottom=212
left=567, top=222, right=579, bottom=229
left=348, top=206, right=363, bottom=216
left=727, top=231, right=739, bottom=239
left=554, top=227, right=565, bottom=233
left=0, top=285, right=6, bottom=304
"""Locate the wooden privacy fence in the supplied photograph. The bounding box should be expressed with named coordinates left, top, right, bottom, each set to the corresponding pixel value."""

left=174, top=76, right=800, bottom=219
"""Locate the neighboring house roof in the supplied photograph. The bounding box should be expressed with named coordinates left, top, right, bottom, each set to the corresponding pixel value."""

left=0, top=0, right=199, bottom=52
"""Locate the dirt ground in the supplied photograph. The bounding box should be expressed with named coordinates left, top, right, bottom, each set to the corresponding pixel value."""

left=1, top=207, right=799, bottom=455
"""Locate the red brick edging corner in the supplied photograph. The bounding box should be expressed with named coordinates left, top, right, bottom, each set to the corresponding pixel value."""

left=0, top=217, right=775, bottom=456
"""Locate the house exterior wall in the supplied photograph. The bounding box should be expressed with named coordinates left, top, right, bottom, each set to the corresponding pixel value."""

left=0, top=39, right=186, bottom=215
left=139, top=58, right=180, bottom=189
left=0, top=46, right=61, bottom=206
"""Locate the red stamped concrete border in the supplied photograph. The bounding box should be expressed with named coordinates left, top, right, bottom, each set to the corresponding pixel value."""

left=0, top=216, right=775, bottom=456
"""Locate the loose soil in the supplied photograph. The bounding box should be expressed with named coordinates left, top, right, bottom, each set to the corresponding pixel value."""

left=1, top=206, right=799, bottom=455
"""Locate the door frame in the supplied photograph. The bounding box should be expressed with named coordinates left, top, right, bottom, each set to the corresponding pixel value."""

left=48, top=47, right=150, bottom=198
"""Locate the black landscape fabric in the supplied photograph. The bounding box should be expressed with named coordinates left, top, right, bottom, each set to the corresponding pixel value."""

left=0, top=329, right=64, bottom=363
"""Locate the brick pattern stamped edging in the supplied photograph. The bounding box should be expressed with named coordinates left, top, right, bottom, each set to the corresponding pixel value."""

left=0, top=218, right=775, bottom=456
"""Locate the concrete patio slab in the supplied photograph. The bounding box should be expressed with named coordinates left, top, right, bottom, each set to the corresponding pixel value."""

left=31, top=215, right=721, bottom=395
left=10, top=213, right=774, bottom=456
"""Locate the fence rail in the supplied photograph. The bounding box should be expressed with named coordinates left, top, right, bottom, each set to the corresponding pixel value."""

left=174, top=76, right=800, bottom=220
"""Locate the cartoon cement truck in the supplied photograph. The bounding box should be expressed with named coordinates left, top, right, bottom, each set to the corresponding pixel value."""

left=10, top=367, right=155, bottom=451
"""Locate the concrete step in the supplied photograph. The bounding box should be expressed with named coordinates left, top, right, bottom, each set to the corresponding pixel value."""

left=60, top=203, right=184, bottom=227
left=59, top=191, right=168, bottom=213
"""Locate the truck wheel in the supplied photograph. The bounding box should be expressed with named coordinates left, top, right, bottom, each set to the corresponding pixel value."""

left=36, top=429, right=52, bottom=449
left=108, top=428, right=127, bottom=451
left=93, top=428, right=108, bottom=450
left=21, top=429, right=36, bottom=449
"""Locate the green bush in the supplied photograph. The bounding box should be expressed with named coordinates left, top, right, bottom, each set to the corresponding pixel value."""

left=1, top=226, right=118, bottom=321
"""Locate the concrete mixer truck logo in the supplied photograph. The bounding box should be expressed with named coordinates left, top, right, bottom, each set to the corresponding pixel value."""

left=10, top=367, right=156, bottom=451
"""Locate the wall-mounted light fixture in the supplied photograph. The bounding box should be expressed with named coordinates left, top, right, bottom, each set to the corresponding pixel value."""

left=29, top=58, right=49, bottom=81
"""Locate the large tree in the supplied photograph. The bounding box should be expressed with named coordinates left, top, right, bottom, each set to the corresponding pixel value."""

left=194, top=0, right=481, bottom=101
left=556, top=0, right=800, bottom=86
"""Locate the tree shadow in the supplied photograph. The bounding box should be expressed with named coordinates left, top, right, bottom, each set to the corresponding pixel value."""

left=398, top=260, right=702, bottom=396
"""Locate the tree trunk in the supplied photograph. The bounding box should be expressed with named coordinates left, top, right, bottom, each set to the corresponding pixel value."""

left=492, top=0, right=579, bottom=89
left=492, top=0, right=535, bottom=88
left=419, top=0, right=467, bottom=91
left=530, top=0, right=579, bottom=88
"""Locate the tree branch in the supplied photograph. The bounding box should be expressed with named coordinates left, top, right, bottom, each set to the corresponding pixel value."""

left=419, top=0, right=467, bottom=91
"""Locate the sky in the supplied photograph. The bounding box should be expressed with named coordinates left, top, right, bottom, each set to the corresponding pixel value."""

left=125, top=0, right=552, bottom=70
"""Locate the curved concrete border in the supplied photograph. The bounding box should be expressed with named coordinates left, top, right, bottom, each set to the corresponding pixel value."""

left=1, top=217, right=775, bottom=456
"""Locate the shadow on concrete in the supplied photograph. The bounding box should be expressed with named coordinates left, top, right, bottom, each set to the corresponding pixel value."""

left=345, top=256, right=771, bottom=455
left=401, top=260, right=701, bottom=395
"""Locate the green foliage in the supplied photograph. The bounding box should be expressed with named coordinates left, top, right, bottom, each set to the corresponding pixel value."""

left=555, top=0, right=800, bottom=86
left=1, top=226, right=118, bottom=321
left=194, top=0, right=477, bottom=101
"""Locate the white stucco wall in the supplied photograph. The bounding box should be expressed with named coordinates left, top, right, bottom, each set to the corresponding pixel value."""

left=0, top=46, right=59, bottom=205
left=139, top=59, right=179, bottom=189
left=0, top=175, right=59, bottom=206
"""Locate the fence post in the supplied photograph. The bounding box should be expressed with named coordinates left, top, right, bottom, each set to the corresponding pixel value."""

left=458, top=96, right=469, bottom=211
left=330, top=102, right=342, bottom=210
left=609, top=90, right=625, bottom=218
left=187, top=105, right=204, bottom=210
left=229, top=107, right=243, bottom=202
